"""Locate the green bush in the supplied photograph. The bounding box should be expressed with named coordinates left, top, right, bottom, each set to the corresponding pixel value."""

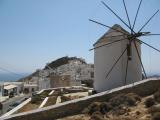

left=148, top=105, right=160, bottom=114
left=39, top=90, right=52, bottom=98
left=145, top=97, right=155, bottom=108
left=126, top=93, right=141, bottom=102
left=90, top=111, right=104, bottom=120
left=83, top=93, right=140, bottom=116
left=31, top=95, right=42, bottom=104
left=82, top=102, right=112, bottom=115
left=111, top=105, right=129, bottom=115
left=109, top=93, right=138, bottom=107
left=82, top=102, right=101, bottom=115
left=61, top=96, right=71, bottom=102
left=152, top=112, right=160, bottom=120
left=99, top=102, right=112, bottom=114
left=154, top=90, right=160, bottom=103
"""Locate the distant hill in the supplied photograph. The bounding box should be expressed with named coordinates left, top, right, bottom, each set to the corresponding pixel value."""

left=18, top=56, right=87, bottom=82
left=148, top=74, right=160, bottom=78
left=44, top=56, right=86, bottom=70
left=18, top=70, right=40, bottom=82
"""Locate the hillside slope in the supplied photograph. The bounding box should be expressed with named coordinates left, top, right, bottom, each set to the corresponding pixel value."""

left=18, top=56, right=87, bottom=82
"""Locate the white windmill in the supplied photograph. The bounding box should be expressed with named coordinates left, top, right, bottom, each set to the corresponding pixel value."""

left=90, top=0, right=160, bottom=92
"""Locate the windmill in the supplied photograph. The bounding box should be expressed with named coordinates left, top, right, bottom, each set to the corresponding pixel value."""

left=90, top=0, right=160, bottom=92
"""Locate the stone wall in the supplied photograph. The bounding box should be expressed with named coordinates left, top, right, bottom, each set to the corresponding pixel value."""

left=49, top=75, right=71, bottom=88
left=2, top=78, right=160, bottom=120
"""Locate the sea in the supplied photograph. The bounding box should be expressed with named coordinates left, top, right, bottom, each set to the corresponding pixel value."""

left=0, top=73, right=30, bottom=82
left=0, top=73, right=159, bottom=82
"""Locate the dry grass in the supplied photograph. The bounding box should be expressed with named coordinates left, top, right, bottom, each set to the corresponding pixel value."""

left=61, top=95, right=85, bottom=103
left=57, top=93, right=152, bottom=120
left=17, top=103, right=39, bottom=113
left=44, top=96, right=57, bottom=107
left=57, top=114, right=90, bottom=120
left=40, top=90, right=52, bottom=97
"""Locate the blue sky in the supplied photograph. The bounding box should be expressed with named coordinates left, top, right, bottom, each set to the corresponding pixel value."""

left=0, top=0, right=160, bottom=75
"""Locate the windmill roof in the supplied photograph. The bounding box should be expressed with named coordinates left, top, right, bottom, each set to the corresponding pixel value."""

left=93, top=24, right=130, bottom=46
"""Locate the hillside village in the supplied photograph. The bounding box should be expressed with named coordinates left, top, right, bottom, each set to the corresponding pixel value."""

left=21, top=56, right=94, bottom=90
left=0, top=56, right=94, bottom=117
left=0, top=56, right=94, bottom=97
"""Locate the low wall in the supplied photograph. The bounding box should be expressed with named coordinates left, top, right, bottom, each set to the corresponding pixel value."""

left=1, top=98, right=31, bottom=118
left=39, top=97, right=49, bottom=108
left=1, top=78, right=160, bottom=120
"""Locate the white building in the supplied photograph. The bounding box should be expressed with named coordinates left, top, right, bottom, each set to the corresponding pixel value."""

left=38, top=77, right=51, bottom=90
left=55, top=59, right=94, bottom=82
left=23, top=84, right=38, bottom=93
left=0, top=82, right=24, bottom=96
left=23, top=57, right=94, bottom=90
left=3, top=84, right=17, bottom=96
left=0, top=83, right=3, bottom=96
left=94, top=24, right=142, bottom=92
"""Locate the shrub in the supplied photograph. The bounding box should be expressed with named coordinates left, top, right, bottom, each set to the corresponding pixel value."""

left=154, top=90, right=160, bottom=103
left=44, top=96, right=57, bottom=107
left=109, top=93, right=138, bottom=107
left=40, top=90, right=51, bottom=98
left=148, top=105, right=160, bottom=114
left=83, top=102, right=112, bottom=115
left=88, top=102, right=101, bottom=115
left=83, top=102, right=101, bottom=115
left=126, top=93, right=141, bottom=102
left=90, top=111, right=104, bottom=120
left=52, top=90, right=63, bottom=96
left=111, top=105, right=129, bottom=115
left=83, top=93, right=140, bottom=117
left=145, top=97, right=155, bottom=108
left=61, top=96, right=71, bottom=102
left=31, top=95, right=42, bottom=104
left=109, top=94, right=126, bottom=107
left=126, top=97, right=137, bottom=106
left=99, top=102, right=112, bottom=114
left=152, top=112, right=160, bottom=120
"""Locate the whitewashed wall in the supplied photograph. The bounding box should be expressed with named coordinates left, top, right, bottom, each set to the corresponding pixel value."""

left=94, top=25, right=142, bottom=92
left=38, top=78, right=51, bottom=90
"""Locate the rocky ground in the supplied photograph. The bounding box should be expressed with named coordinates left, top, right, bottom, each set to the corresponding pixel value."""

left=58, top=90, right=160, bottom=120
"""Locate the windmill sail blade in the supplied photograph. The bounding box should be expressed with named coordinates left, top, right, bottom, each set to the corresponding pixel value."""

left=90, top=37, right=127, bottom=51
left=101, top=1, right=134, bottom=33
left=143, top=34, right=160, bottom=36
left=133, top=41, right=147, bottom=79
left=105, top=47, right=127, bottom=79
left=132, top=0, right=143, bottom=30
left=123, top=0, right=132, bottom=33
left=139, top=10, right=159, bottom=32
left=101, top=34, right=125, bottom=39
left=137, top=39, right=160, bottom=53
left=89, top=19, right=129, bottom=35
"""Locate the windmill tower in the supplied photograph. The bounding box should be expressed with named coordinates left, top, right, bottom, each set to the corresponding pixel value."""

left=93, top=24, right=142, bottom=92
left=89, top=0, right=160, bottom=93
